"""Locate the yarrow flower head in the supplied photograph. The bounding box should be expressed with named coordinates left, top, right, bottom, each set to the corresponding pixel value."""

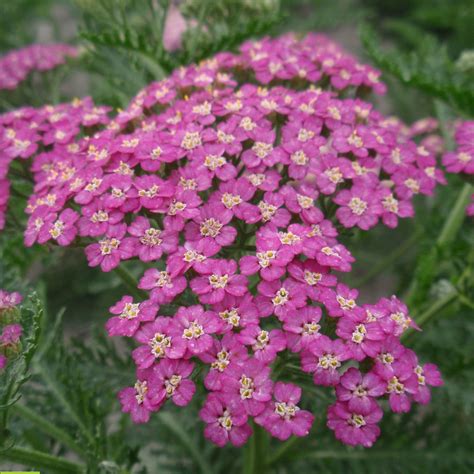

left=0, top=33, right=445, bottom=449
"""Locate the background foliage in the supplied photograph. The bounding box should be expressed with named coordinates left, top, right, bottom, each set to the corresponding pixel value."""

left=0, top=0, right=473, bottom=473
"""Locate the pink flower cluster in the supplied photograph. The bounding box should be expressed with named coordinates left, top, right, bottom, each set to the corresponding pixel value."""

left=442, top=121, right=474, bottom=216
left=0, top=33, right=445, bottom=448
left=0, top=290, right=23, bottom=370
left=0, top=43, right=78, bottom=91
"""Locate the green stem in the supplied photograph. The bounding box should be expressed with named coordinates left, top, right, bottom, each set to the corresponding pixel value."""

left=113, top=265, right=147, bottom=300
left=436, top=183, right=473, bottom=246
left=12, top=404, right=86, bottom=457
left=243, top=423, right=267, bottom=474
left=0, top=446, right=84, bottom=473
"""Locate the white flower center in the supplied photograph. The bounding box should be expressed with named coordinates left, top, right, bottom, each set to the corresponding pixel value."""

left=200, top=218, right=223, bottom=237
left=182, top=321, right=204, bottom=339
left=275, top=401, right=300, bottom=420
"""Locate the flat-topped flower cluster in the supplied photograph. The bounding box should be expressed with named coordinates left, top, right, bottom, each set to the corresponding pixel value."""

left=0, top=33, right=445, bottom=448
left=0, top=290, right=23, bottom=370
left=442, top=120, right=474, bottom=216
left=0, top=43, right=78, bottom=91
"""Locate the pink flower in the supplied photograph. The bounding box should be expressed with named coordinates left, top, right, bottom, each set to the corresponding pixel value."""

left=319, top=284, right=359, bottom=318
left=199, top=332, right=249, bottom=391
left=200, top=393, right=252, bottom=447
left=185, top=203, right=237, bottom=256
left=402, top=350, right=443, bottom=405
left=106, top=296, right=158, bottom=337
left=336, top=368, right=385, bottom=411
left=132, top=317, right=186, bottom=368
left=0, top=290, right=22, bottom=310
left=337, top=318, right=384, bottom=361
left=379, top=362, right=418, bottom=413
left=79, top=198, right=124, bottom=237
left=134, top=175, right=175, bottom=212
left=442, top=150, right=474, bottom=174
left=256, top=279, right=306, bottom=320
left=85, top=224, right=134, bottom=272
left=282, top=306, right=322, bottom=353
left=288, top=259, right=337, bottom=300
left=301, top=336, right=350, bottom=386
left=119, top=379, right=160, bottom=423
left=334, top=186, right=382, bottom=230
left=238, top=325, right=286, bottom=363
left=148, top=359, right=196, bottom=407
left=0, top=323, right=23, bottom=344
left=175, top=305, right=221, bottom=355
left=138, top=268, right=187, bottom=304
left=190, top=259, right=248, bottom=304
left=377, top=296, right=420, bottom=337
left=255, top=382, right=314, bottom=441
left=126, top=216, right=178, bottom=262
left=212, top=294, right=260, bottom=333
left=239, top=225, right=294, bottom=281
left=327, top=400, right=382, bottom=447
left=221, top=358, right=273, bottom=416
left=37, top=208, right=79, bottom=246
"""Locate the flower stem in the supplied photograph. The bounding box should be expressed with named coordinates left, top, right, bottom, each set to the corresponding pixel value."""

left=113, top=265, right=147, bottom=300
left=436, top=183, right=473, bottom=247
left=0, top=446, right=84, bottom=473
left=243, top=423, right=268, bottom=474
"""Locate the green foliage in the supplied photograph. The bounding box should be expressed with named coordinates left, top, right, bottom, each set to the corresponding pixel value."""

left=360, top=24, right=474, bottom=116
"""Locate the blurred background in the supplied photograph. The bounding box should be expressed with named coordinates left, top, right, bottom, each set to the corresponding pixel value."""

left=1, top=0, right=473, bottom=472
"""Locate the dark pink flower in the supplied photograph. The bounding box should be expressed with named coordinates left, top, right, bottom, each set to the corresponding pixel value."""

left=175, top=305, right=221, bottom=355
left=282, top=306, right=322, bottom=353
left=336, top=368, right=385, bottom=411
left=106, top=296, right=158, bottom=337
left=255, top=382, right=314, bottom=441
left=119, top=379, right=161, bottom=423
left=200, top=393, right=252, bottom=447
left=221, top=358, right=273, bottom=416
left=148, top=359, right=196, bottom=407
left=138, top=269, right=187, bottom=304
left=301, top=336, right=350, bottom=386
left=238, top=325, right=286, bottom=363
left=327, top=400, right=382, bottom=447
left=199, top=332, right=248, bottom=391
left=85, top=224, right=134, bottom=272
left=190, top=259, right=248, bottom=304
left=132, top=317, right=186, bottom=368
